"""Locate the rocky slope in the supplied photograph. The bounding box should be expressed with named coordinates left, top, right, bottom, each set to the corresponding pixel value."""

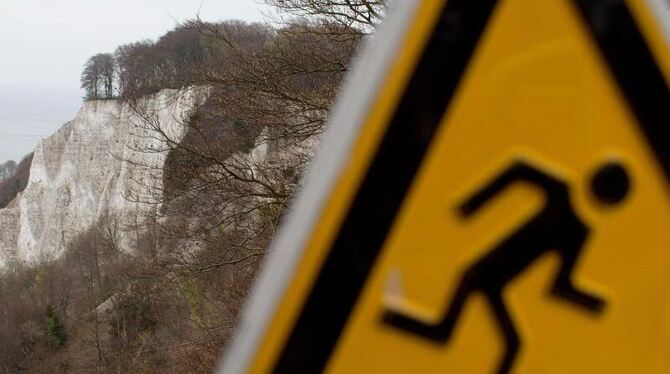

left=0, top=90, right=199, bottom=267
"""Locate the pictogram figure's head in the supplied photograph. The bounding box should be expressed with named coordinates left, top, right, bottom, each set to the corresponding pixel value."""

left=591, top=162, right=631, bottom=206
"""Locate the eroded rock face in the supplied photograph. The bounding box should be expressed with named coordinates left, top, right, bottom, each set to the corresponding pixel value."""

left=0, top=90, right=196, bottom=267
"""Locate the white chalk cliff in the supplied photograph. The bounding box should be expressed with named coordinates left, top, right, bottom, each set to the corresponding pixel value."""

left=0, top=90, right=197, bottom=267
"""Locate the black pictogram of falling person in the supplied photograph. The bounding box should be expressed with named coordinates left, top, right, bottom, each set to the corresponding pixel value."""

left=383, top=160, right=630, bottom=374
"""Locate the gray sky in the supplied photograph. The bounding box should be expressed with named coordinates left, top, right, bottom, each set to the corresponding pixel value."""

left=0, top=0, right=267, bottom=163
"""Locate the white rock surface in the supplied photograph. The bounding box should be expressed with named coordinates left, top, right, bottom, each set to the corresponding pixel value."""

left=0, top=90, right=197, bottom=267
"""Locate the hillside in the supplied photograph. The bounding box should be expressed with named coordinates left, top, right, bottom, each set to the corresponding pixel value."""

left=0, top=2, right=380, bottom=371
left=0, top=88, right=282, bottom=371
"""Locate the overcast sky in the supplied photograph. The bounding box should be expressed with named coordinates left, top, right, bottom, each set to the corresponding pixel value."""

left=0, top=0, right=267, bottom=163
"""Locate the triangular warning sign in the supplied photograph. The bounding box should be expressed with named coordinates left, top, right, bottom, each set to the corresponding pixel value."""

left=221, top=0, right=670, bottom=373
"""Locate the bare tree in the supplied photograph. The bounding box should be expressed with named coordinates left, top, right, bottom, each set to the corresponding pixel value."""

left=81, top=53, right=116, bottom=100
left=266, top=0, right=387, bottom=32
left=81, top=58, right=100, bottom=100
left=121, top=1, right=389, bottom=327
left=99, top=54, right=116, bottom=98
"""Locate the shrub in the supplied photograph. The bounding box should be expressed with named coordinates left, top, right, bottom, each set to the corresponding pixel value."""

left=44, top=305, right=67, bottom=350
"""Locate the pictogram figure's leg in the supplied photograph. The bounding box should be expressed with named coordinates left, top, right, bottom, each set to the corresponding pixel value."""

left=486, top=291, right=519, bottom=374
left=383, top=270, right=476, bottom=343
left=382, top=160, right=618, bottom=373
left=551, top=230, right=605, bottom=313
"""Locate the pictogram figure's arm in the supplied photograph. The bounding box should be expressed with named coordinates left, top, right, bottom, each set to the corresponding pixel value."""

left=459, top=161, right=564, bottom=217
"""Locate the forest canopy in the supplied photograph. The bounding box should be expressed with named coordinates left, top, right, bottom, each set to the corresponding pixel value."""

left=82, top=21, right=280, bottom=100
left=82, top=1, right=387, bottom=100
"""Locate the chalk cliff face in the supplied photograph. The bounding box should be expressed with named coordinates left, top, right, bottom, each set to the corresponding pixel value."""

left=0, top=90, right=197, bottom=267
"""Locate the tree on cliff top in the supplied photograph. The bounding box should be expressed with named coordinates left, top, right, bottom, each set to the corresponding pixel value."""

left=81, top=53, right=116, bottom=100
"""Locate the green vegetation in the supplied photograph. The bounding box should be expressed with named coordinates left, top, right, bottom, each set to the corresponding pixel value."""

left=44, top=305, right=67, bottom=350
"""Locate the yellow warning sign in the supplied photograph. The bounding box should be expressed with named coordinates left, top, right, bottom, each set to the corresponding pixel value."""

left=221, top=0, right=670, bottom=373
